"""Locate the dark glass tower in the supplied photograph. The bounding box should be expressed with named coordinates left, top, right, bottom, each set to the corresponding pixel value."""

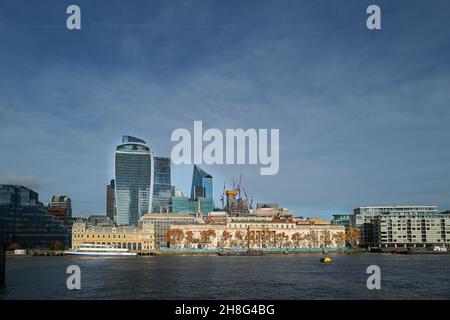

left=190, top=165, right=213, bottom=200
left=115, top=136, right=154, bottom=225
left=106, top=179, right=116, bottom=222
left=152, top=157, right=171, bottom=213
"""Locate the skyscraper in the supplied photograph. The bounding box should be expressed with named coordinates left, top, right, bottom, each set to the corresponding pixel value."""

left=48, top=195, right=72, bottom=222
left=115, top=135, right=154, bottom=226
left=106, top=179, right=116, bottom=222
left=152, top=157, right=171, bottom=213
left=190, top=165, right=214, bottom=201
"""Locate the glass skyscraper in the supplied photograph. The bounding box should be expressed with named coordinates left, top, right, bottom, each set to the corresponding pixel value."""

left=190, top=165, right=214, bottom=201
left=115, top=136, right=154, bottom=226
left=152, top=157, right=171, bottom=213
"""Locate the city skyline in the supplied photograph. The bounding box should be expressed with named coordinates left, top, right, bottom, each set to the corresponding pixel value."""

left=1, top=0, right=450, bottom=218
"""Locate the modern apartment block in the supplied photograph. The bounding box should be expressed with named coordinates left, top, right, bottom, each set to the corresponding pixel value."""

left=352, top=206, right=450, bottom=248
left=374, top=213, right=450, bottom=248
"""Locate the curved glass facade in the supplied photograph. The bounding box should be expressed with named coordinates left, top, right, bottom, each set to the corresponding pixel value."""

left=115, top=141, right=154, bottom=226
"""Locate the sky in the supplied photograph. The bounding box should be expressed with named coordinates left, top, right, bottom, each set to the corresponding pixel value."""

left=0, top=0, right=450, bottom=219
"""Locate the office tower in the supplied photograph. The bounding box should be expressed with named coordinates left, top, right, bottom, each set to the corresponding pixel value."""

left=115, top=135, right=154, bottom=226
left=171, top=165, right=214, bottom=216
left=190, top=165, right=213, bottom=201
left=152, top=157, right=171, bottom=213
left=0, top=185, right=70, bottom=249
left=106, top=179, right=116, bottom=221
left=48, top=195, right=72, bottom=222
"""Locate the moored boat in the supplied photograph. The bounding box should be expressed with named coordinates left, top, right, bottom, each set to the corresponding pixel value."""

left=65, top=243, right=137, bottom=257
left=217, top=249, right=264, bottom=256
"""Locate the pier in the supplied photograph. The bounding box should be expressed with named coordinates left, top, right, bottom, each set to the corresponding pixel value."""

left=0, top=242, right=5, bottom=287
left=29, top=250, right=67, bottom=257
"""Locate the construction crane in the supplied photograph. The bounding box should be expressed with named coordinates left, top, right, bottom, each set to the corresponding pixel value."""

left=220, top=183, right=226, bottom=209
left=237, top=173, right=242, bottom=197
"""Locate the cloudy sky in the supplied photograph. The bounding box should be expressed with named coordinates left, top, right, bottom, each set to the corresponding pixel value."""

left=1, top=0, right=449, bottom=218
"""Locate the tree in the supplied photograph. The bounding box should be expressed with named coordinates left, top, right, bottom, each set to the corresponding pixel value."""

left=220, top=230, right=232, bottom=248
left=49, top=240, right=65, bottom=251
left=323, top=231, right=332, bottom=248
left=345, top=227, right=361, bottom=248
left=165, top=228, right=185, bottom=248
left=291, top=233, right=301, bottom=248
left=185, top=230, right=194, bottom=248
left=234, top=231, right=244, bottom=247
left=200, top=229, right=216, bottom=247
left=304, top=230, right=319, bottom=248
left=333, top=232, right=346, bottom=250
left=8, top=242, right=19, bottom=251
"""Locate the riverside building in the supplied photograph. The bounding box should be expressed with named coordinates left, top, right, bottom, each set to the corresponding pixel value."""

left=71, top=218, right=155, bottom=252
left=166, top=216, right=345, bottom=250
left=139, top=213, right=203, bottom=248
left=0, top=185, right=71, bottom=249
left=352, top=206, right=450, bottom=248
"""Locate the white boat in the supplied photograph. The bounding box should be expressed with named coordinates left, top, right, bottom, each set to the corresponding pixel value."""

left=433, top=246, right=448, bottom=253
left=65, top=243, right=137, bottom=257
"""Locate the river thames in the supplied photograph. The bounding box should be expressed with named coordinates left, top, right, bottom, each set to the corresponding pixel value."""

left=1, top=253, right=449, bottom=299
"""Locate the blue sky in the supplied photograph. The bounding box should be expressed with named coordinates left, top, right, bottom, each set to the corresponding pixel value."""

left=1, top=0, right=450, bottom=218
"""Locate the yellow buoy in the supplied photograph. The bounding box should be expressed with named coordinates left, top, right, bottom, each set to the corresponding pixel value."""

left=320, top=257, right=333, bottom=263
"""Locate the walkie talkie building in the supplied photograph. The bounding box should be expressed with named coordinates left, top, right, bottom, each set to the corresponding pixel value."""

left=115, top=136, right=154, bottom=226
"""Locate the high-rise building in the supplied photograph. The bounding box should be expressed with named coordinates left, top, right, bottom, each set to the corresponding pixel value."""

left=106, top=179, right=116, bottom=221
left=115, top=135, right=154, bottom=226
left=152, top=157, right=171, bottom=213
left=48, top=195, right=72, bottom=222
left=191, top=165, right=213, bottom=201
left=0, top=185, right=71, bottom=249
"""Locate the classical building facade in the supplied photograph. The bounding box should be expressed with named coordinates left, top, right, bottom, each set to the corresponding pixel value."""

left=166, top=217, right=345, bottom=250
left=139, top=213, right=203, bottom=249
left=71, top=219, right=155, bottom=252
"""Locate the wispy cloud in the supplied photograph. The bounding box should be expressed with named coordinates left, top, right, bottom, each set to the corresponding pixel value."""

left=0, top=0, right=450, bottom=216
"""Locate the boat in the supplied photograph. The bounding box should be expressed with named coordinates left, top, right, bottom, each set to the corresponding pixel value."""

left=217, top=249, right=264, bottom=256
left=320, top=257, right=333, bottom=263
left=433, top=246, right=448, bottom=253
left=65, top=243, right=137, bottom=257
